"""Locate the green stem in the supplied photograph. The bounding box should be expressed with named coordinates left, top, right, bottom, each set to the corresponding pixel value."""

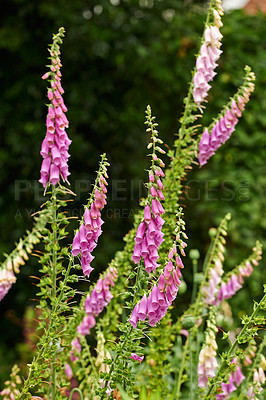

left=69, top=388, right=84, bottom=400
left=52, top=185, right=58, bottom=299
left=100, top=262, right=142, bottom=399
left=80, top=153, right=107, bottom=226
left=18, top=255, right=74, bottom=398
left=174, top=337, right=189, bottom=400
left=189, top=332, right=194, bottom=400
left=51, top=185, right=58, bottom=399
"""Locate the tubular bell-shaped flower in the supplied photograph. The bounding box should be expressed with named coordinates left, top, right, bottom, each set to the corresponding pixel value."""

left=129, top=207, right=187, bottom=329
left=71, top=154, right=109, bottom=277
left=70, top=266, right=118, bottom=365
left=202, top=257, right=224, bottom=305
left=198, top=67, right=256, bottom=166
left=0, top=268, right=16, bottom=301
left=215, top=241, right=262, bottom=304
left=129, top=227, right=186, bottom=329
left=130, top=353, right=144, bottom=363
left=84, top=266, right=118, bottom=319
left=198, top=307, right=218, bottom=388
left=193, top=2, right=224, bottom=106
left=216, top=359, right=245, bottom=399
left=39, top=27, right=71, bottom=188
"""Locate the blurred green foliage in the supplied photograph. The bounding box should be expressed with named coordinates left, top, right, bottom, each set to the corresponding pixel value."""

left=0, top=0, right=266, bottom=384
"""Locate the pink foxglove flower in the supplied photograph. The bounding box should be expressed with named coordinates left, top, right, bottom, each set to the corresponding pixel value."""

left=77, top=267, right=118, bottom=335
left=193, top=25, right=223, bottom=106
left=132, top=199, right=165, bottom=274
left=71, top=174, right=108, bottom=277
left=64, top=363, right=73, bottom=379
left=131, top=154, right=166, bottom=274
left=216, top=274, right=242, bottom=303
left=247, top=366, right=265, bottom=399
left=129, top=248, right=184, bottom=328
left=130, top=353, right=144, bottom=363
left=84, top=268, right=117, bottom=317
left=215, top=247, right=261, bottom=304
left=202, top=258, right=223, bottom=305
left=128, top=303, right=140, bottom=329
left=69, top=267, right=118, bottom=368
left=0, top=269, right=16, bottom=302
left=198, top=76, right=255, bottom=166
left=39, top=28, right=71, bottom=188
left=198, top=330, right=218, bottom=388
left=77, top=315, right=96, bottom=336
left=216, top=360, right=245, bottom=399
left=70, top=337, right=81, bottom=362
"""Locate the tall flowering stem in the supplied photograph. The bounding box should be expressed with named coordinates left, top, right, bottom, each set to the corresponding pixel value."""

left=198, top=66, right=256, bottom=166
left=192, top=214, right=231, bottom=317
left=0, top=209, right=49, bottom=302
left=131, top=105, right=166, bottom=274
left=193, top=0, right=223, bottom=107
left=38, top=27, right=72, bottom=397
left=61, top=154, right=109, bottom=391
left=198, top=307, right=218, bottom=389
left=71, top=153, right=109, bottom=277
left=97, top=107, right=169, bottom=398
left=178, top=0, right=222, bottom=141
left=39, top=28, right=72, bottom=396
left=215, top=241, right=262, bottom=304
left=129, top=208, right=187, bottom=399
left=19, top=28, right=75, bottom=398
left=17, top=187, right=79, bottom=398
left=39, top=27, right=71, bottom=188
left=173, top=214, right=230, bottom=398
left=129, top=213, right=186, bottom=329
left=68, top=266, right=118, bottom=367
left=163, top=0, right=223, bottom=266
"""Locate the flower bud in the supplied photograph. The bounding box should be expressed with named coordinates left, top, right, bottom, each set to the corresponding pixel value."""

left=182, top=315, right=196, bottom=329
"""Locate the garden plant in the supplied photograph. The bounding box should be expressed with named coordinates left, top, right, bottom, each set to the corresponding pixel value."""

left=0, top=0, right=265, bottom=399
